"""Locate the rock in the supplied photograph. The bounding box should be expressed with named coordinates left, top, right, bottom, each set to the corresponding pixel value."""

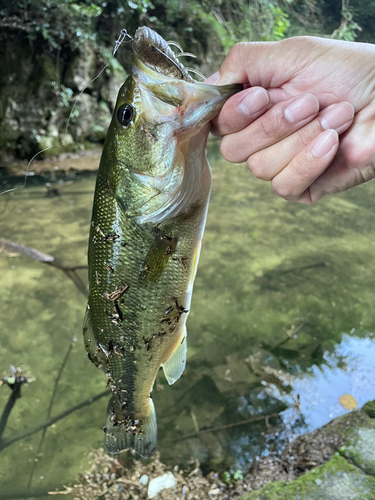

left=100, top=64, right=127, bottom=109
left=140, top=474, right=148, bottom=485
left=147, top=472, right=177, bottom=498
left=37, top=132, right=75, bottom=158
left=69, top=93, right=111, bottom=142
left=240, top=455, right=375, bottom=500
left=64, top=45, right=97, bottom=92
left=341, top=428, right=375, bottom=476
left=363, top=400, right=375, bottom=419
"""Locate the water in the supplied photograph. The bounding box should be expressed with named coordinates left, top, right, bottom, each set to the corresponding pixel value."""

left=0, top=142, right=375, bottom=498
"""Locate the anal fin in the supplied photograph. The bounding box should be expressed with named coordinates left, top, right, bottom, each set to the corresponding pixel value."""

left=162, top=328, right=187, bottom=385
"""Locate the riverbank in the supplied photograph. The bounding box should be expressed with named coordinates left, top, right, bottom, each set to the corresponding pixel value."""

left=0, top=148, right=102, bottom=177
left=53, top=400, right=375, bottom=499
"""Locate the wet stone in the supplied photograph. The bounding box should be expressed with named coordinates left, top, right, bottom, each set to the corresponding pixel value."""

left=240, top=455, right=375, bottom=500
left=340, top=428, right=375, bottom=476
left=363, top=400, right=375, bottom=419
left=147, top=471, right=177, bottom=498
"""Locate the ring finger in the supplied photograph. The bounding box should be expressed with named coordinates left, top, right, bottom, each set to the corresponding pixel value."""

left=246, top=102, right=354, bottom=181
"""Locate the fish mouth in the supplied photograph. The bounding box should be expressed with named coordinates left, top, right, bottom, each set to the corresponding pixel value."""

left=133, top=56, right=241, bottom=129
left=132, top=26, right=194, bottom=82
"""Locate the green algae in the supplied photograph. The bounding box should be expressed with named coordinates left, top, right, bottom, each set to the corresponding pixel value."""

left=340, top=428, right=375, bottom=476
left=363, top=401, right=375, bottom=419
left=240, top=455, right=375, bottom=500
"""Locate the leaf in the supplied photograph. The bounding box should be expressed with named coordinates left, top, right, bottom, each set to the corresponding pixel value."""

left=339, top=394, right=358, bottom=411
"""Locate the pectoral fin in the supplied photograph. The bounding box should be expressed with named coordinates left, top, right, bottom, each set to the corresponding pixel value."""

left=83, top=306, right=108, bottom=371
left=162, top=329, right=187, bottom=385
left=139, top=233, right=177, bottom=285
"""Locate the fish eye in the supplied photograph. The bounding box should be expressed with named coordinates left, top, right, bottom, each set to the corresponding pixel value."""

left=117, top=104, right=135, bottom=127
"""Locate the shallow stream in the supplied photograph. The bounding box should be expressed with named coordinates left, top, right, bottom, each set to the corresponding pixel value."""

left=1, top=142, right=375, bottom=498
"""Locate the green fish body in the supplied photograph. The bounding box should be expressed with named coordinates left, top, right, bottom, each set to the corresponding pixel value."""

left=83, top=27, right=240, bottom=457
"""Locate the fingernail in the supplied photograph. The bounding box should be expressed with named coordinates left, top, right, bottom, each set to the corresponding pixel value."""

left=284, top=94, right=319, bottom=123
left=311, top=129, right=338, bottom=157
left=238, top=88, right=269, bottom=116
left=321, top=102, right=354, bottom=131
left=205, top=71, right=220, bottom=85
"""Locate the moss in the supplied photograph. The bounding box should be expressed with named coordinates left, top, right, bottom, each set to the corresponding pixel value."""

left=363, top=401, right=375, bottom=419
left=38, top=134, right=78, bottom=158
left=40, top=55, right=56, bottom=81
left=240, top=455, right=375, bottom=500
left=340, top=428, right=375, bottom=476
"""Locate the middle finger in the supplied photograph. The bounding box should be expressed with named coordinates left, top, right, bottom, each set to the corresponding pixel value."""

left=220, top=94, right=320, bottom=163
left=246, top=102, right=355, bottom=181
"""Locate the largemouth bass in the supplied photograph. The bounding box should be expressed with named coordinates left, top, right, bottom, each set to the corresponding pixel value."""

left=83, top=27, right=241, bottom=458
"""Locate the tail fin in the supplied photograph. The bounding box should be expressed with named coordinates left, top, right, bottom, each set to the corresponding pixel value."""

left=104, top=394, right=157, bottom=458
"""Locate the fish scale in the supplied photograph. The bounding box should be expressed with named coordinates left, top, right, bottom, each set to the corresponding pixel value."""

left=83, top=27, right=241, bottom=457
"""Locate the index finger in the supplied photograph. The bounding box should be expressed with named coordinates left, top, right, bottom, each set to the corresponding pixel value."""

left=211, top=86, right=270, bottom=136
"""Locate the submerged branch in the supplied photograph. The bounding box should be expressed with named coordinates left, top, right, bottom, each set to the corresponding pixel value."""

left=270, top=320, right=309, bottom=351
left=175, top=411, right=281, bottom=443
left=0, top=486, right=65, bottom=500
left=0, top=366, right=31, bottom=442
left=0, top=238, right=88, bottom=297
left=0, top=389, right=110, bottom=452
left=26, top=337, right=77, bottom=493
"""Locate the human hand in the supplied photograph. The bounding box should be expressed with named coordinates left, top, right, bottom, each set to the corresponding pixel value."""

left=207, top=37, right=375, bottom=203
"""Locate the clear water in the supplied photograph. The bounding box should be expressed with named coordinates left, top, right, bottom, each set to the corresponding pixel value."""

left=1, top=142, right=375, bottom=498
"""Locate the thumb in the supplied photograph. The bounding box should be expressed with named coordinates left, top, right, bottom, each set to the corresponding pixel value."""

left=205, top=40, right=296, bottom=88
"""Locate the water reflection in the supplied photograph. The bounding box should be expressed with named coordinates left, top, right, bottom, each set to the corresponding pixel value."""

left=0, top=142, right=375, bottom=496
left=278, top=333, right=375, bottom=432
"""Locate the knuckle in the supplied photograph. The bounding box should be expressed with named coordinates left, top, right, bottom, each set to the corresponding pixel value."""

left=225, top=42, right=246, bottom=64
left=247, top=154, right=272, bottom=180
left=271, top=178, right=295, bottom=200
left=344, top=145, right=372, bottom=168
left=257, top=107, right=288, bottom=141
left=354, top=165, right=375, bottom=185
left=220, top=137, right=240, bottom=163
left=299, top=120, right=323, bottom=145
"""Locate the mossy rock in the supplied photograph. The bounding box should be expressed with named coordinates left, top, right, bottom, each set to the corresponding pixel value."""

left=340, top=428, right=375, bottom=476
left=240, top=455, right=375, bottom=500
left=363, top=401, right=375, bottom=419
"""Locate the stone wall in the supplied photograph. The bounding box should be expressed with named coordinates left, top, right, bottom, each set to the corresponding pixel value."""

left=0, top=34, right=126, bottom=163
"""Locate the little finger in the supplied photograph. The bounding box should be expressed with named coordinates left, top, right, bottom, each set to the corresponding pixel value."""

left=247, top=101, right=354, bottom=181
left=271, top=129, right=339, bottom=202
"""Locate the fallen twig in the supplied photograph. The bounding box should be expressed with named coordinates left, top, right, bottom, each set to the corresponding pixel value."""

left=0, top=486, right=65, bottom=499
left=0, top=238, right=88, bottom=297
left=0, top=366, right=32, bottom=442
left=175, top=411, right=281, bottom=442
left=26, top=336, right=77, bottom=493
left=270, top=319, right=309, bottom=351
left=0, top=389, right=110, bottom=452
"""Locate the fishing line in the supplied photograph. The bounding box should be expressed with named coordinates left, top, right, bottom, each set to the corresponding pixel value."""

left=0, top=29, right=132, bottom=197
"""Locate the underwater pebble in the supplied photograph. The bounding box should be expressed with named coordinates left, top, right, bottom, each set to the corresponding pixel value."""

left=147, top=472, right=176, bottom=498
left=140, top=474, right=148, bottom=485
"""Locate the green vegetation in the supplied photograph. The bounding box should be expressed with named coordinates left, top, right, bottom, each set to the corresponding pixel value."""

left=0, top=0, right=374, bottom=160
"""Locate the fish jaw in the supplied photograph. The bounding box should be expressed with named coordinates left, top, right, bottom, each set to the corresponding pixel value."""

left=134, top=57, right=242, bottom=138
left=116, top=62, right=240, bottom=225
